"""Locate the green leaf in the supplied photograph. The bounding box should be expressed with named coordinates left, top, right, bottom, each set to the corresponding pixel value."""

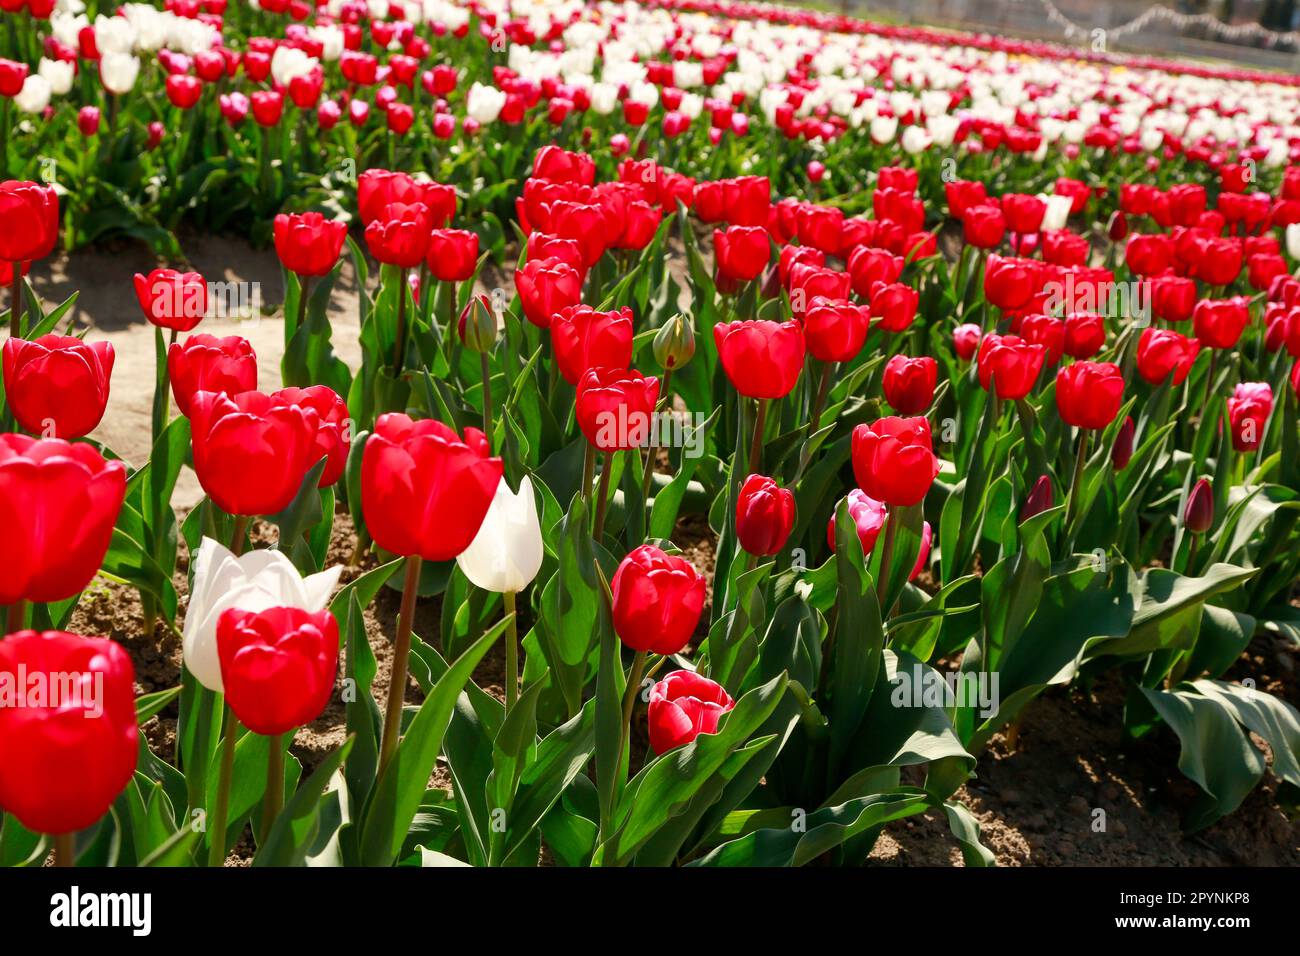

left=255, top=738, right=354, bottom=867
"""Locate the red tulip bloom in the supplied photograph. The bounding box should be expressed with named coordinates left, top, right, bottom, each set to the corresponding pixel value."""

left=3, top=336, right=114, bottom=439
left=714, top=225, right=770, bottom=284
left=133, top=268, right=208, bottom=331
left=871, top=282, right=920, bottom=333
left=1056, top=361, right=1124, bottom=430
left=1149, top=274, right=1197, bottom=323
left=551, top=305, right=634, bottom=386
left=647, top=670, right=735, bottom=753
left=826, top=487, right=886, bottom=553
left=610, top=545, right=705, bottom=655
left=0, top=180, right=58, bottom=264
left=274, top=212, right=348, bottom=277
left=735, top=474, right=794, bottom=556
left=1193, top=297, right=1250, bottom=351
left=361, top=413, right=503, bottom=560
left=515, top=256, right=583, bottom=328
left=273, top=385, right=349, bottom=487
left=526, top=232, right=585, bottom=276
left=0, top=631, right=137, bottom=834
left=983, top=255, right=1041, bottom=311
left=803, top=297, right=870, bottom=363
left=0, top=435, right=125, bottom=604
left=165, top=74, right=203, bottom=109
left=364, top=202, right=432, bottom=268
left=1124, top=234, right=1173, bottom=277
left=713, top=319, right=805, bottom=400
left=945, top=180, right=989, bottom=219
left=851, top=416, right=940, bottom=507
left=846, top=245, right=903, bottom=298
left=1001, top=193, right=1046, bottom=234
left=187, top=389, right=321, bottom=516
left=612, top=200, right=663, bottom=251
left=1043, top=230, right=1090, bottom=267
left=1019, top=314, right=1065, bottom=364
left=1227, top=382, right=1273, bottom=452
left=0, top=58, right=28, bottom=97
left=977, top=333, right=1047, bottom=400
left=789, top=264, right=851, bottom=314
left=575, top=367, right=660, bottom=450
left=251, top=90, right=283, bottom=126
left=358, top=170, right=455, bottom=227
left=532, top=145, right=596, bottom=186
left=1191, top=235, right=1243, bottom=287
left=882, top=354, right=938, bottom=415
left=167, top=334, right=257, bottom=417
left=546, top=200, right=607, bottom=269
left=780, top=245, right=825, bottom=287
left=953, top=323, right=982, bottom=360
left=426, top=228, right=479, bottom=283
left=1136, top=327, right=1199, bottom=385
left=217, top=606, right=339, bottom=736
left=1063, top=311, right=1106, bottom=359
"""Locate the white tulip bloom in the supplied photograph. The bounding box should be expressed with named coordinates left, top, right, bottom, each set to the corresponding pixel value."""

left=93, top=14, right=135, bottom=55
left=870, top=115, right=898, bottom=144
left=456, top=477, right=544, bottom=594
left=14, top=75, right=51, bottom=114
left=99, top=53, right=139, bottom=95
left=182, top=537, right=342, bottom=693
left=467, top=82, right=506, bottom=123
left=38, top=58, right=74, bottom=96
left=1288, top=223, right=1300, bottom=262
left=1040, top=193, right=1073, bottom=232
left=901, top=125, right=931, bottom=154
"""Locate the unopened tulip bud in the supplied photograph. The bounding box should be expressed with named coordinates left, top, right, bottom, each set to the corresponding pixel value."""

left=77, top=105, right=101, bottom=136
left=1184, top=478, right=1214, bottom=534
left=653, top=313, right=695, bottom=370
left=1019, top=475, right=1054, bottom=523
left=1112, top=415, right=1134, bottom=471
left=459, top=292, right=497, bottom=352
left=1107, top=210, right=1128, bottom=242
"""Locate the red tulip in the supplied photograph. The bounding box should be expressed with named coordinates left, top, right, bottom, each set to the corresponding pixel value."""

left=735, top=474, right=794, bottom=556
left=360, top=413, right=503, bottom=560
left=647, top=670, right=735, bottom=753
left=953, top=323, right=982, bottom=360
left=1226, top=383, right=1273, bottom=452
left=1136, top=327, right=1199, bottom=385
left=133, top=268, right=208, bottom=331
left=1124, top=234, right=1173, bottom=277
left=945, top=180, right=989, bottom=219
left=217, top=606, right=339, bottom=736
left=1112, top=415, right=1135, bottom=470
left=610, top=545, right=705, bottom=654
left=870, top=282, right=919, bottom=333
left=1056, top=361, right=1124, bottom=430
left=1001, top=193, right=1046, bottom=234
left=983, top=255, right=1041, bottom=311
left=526, top=232, right=585, bottom=276
left=167, top=334, right=257, bottom=417
left=0, top=435, right=125, bottom=604
left=274, top=212, right=348, bottom=277
left=882, top=354, right=938, bottom=415
left=0, top=58, right=28, bottom=97
left=515, top=256, right=583, bottom=328
left=803, top=297, right=870, bottom=362
left=0, top=180, right=58, bottom=264
left=851, top=416, right=940, bottom=507
left=1149, top=274, right=1197, bottom=323
left=1019, top=314, right=1065, bottom=364
left=273, top=385, right=349, bottom=487
left=364, top=202, right=432, bottom=268
left=2, top=335, right=114, bottom=439
left=532, top=144, right=596, bottom=186
left=77, top=105, right=100, bottom=136
left=714, top=225, right=770, bottom=284
left=358, top=170, right=455, bottom=227
left=612, top=200, right=663, bottom=251
left=846, top=245, right=903, bottom=298
left=575, top=367, right=660, bottom=450
left=551, top=305, right=634, bottom=386
left=426, top=228, right=479, bottom=282
left=187, top=389, right=321, bottom=516
left=545, top=200, right=607, bottom=268
left=826, top=487, right=886, bottom=553
left=251, top=90, right=283, bottom=126
left=1063, top=311, right=1106, bottom=359
left=165, top=73, right=203, bottom=109
left=1020, top=475, right=1055, bottom=522
left=0, top=630, right=136, bottom=834
left=1184, top=477, right=1214, bottom=534
left=977, top=333, right=1046, bottom=399
left=1043, top=230, right=1090, bottom=267
left=1191, top=235, right=1243, bottom=287
left=789, top=264, right=851, bottom=314
left=780, top=245, right=825, bottom=286
left=713, top=319, right=805, bottom=399
left=1193, top=297, right=1250, bottom=350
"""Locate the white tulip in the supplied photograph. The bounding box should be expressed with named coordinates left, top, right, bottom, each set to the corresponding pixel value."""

left=900, top=125, right=931, bottom=154
left=38, top=58, right=74, bottom=96
left=467, top=82, right=506, bottom=123
left=14, top=75, right=51, bottom=114
left=93, top=14, right=135, bottom=55
left=926, top=114, right=960, bottom=148
left=182, top=537, right=342, bottom=693
left=1288, top=223, right=1300, bottom=262
left=99, top=52, right=139, bottom=95
left=1040, top=193, right=1073, bottom=232
left=870, top=115, right=897, bottom=144
left=456, top=477, right=543, bottom=594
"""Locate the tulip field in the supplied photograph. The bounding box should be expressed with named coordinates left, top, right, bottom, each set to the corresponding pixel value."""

left=1, top=0, right=1299, bottom=873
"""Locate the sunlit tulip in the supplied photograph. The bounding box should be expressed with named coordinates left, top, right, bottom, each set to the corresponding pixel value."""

left=455, top=476, right=544, bottom=593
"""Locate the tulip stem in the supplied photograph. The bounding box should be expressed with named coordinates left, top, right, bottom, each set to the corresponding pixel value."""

left=230, top=514, right=250, bottom=557
left=391, top=267, right=408, bottom=377
left=875, top=511, right=897, bottom=610
left=1064, top=429, right=1090, bottom=539
left=503, top=591, right=518, bottom=713
left=809, top=361, right=834, bottom=436
left=747, top=399, right=768, bottom=476
left=260, top=733, right=284, bottom=845
left=5, top=599, right=25, bottom=634
left=615, top=649, right=648, bottom=787
left=207, top=702, right=238, bottom=868
left=593, top=451, right=614, bottom=542
left=53, top=833, right=74, bottom=868
left=581, top=442, right=596, bottom=504
left=379, top=555, right=422, bottom=777
left=479, top=350, right=493, bottom=439
left=295, top=275, right=310, bottom=343
left=640, top=367, right=674, bottom=502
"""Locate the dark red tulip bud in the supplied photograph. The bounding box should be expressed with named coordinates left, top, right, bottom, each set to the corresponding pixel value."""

left=1019, top=475, right=1054, bottom=523
left=1184, top=478, right=1214, bottom=534
left=1112, top=415, right=1135, bottom=471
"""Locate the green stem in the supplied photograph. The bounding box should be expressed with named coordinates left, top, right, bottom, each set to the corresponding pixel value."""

left=6, top=598, right=25, bottom=634
left=640, top=367, right=673, bottom=502
left=593, top=451, right=614, bottom=542
left=379, top=555, right=422, bottom=775
left=875, top=510, right=897, bottom=609
left=10, top=262, right=21, bottom=339
left=480, top=350, right=493, bottom=438
left=503, top=591, right=518, bottom=714
left=230, top=514, right=250, bottom=556
left=206, top=702, right=238, bottom=867
left=391, top=267, right=408, bottom=376
left=747, top=398, right=768, bottom=477
left=1064, top=428, right=1090, bottom=539
left=614, top=649, right=648, bottom=785
left=260, top=733, right=284, bottom=844
left=54, top=832, right=74, bottom=868
left=581, top=442, right=596, bottom=505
